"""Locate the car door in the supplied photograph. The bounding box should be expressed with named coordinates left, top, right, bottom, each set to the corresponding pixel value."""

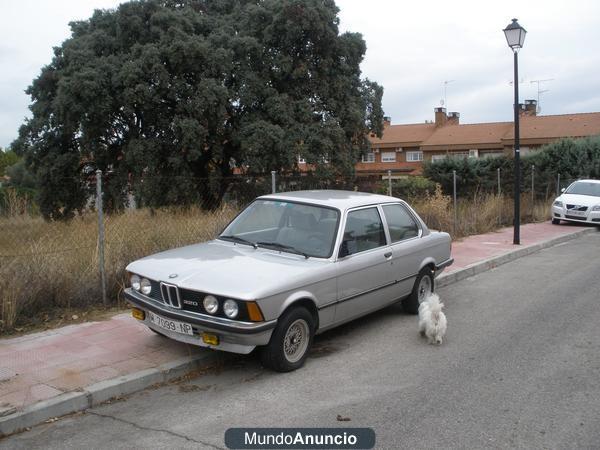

left=334, top=206, right=396, bottom=323
left=380, top=203, right=424, bottom=298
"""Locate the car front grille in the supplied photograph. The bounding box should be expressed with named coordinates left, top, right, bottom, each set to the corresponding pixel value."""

left=160, top=282, right=181, bottom=309
left=141, top=279, right=251, bottom=321
left=566, top=204, right=588, bottom=211
left=565, top=215, right=587, bottom=221
left=149, top=280, right=163, bottom=303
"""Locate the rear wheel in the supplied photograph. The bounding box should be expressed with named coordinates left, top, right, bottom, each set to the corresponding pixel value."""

left=402, top=267, right=434, bottom=314
left=552, top=218, right=561, bottom=225
left=260, top=307, right=315, bottom=372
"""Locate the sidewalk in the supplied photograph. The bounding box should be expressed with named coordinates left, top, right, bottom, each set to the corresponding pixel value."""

left=0, top=221, right=596, bottom=436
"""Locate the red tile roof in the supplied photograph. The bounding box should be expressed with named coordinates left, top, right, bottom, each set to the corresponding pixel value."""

left=370, top=112, right=600, bottom=151
left=370, top=123, right=436, bottom=147
left=422, top=122, right=512, bottom=150
left=503, top=112, right=600, bottom=141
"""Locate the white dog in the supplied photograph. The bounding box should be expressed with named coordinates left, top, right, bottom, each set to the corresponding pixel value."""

left=418, top=293, right=447, bottom=345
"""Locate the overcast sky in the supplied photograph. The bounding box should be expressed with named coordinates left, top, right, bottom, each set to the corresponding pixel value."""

left=2, top=0, right=600, bottom=148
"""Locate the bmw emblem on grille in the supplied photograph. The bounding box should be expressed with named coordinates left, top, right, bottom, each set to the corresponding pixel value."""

left=169, top=274, right=178, bottom=279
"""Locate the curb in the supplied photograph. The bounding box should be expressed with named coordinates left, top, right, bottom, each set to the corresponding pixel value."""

left=1, top=226, right=596, bottom=437
left=0, top=353, right=218, bottom=437
left=436, top=226, right=597, bottom=289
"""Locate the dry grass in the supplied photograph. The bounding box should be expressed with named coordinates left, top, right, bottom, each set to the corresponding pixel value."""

left=0, top=206, right=237, bottom=333
left=412, top=186, right=552, bottom=239
left=0, top=191, right=553, bottom=333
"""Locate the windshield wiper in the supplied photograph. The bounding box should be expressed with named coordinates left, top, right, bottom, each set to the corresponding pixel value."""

left=219, top=235, right=257, bottom=249
left=256, top=241, right=309, bottom=259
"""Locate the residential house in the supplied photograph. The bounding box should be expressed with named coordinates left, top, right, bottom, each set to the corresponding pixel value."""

left=360, top=101, right=600, bottom=178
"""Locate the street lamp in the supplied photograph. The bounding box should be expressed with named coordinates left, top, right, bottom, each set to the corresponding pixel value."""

left=503, top=18, right=526, bottom=245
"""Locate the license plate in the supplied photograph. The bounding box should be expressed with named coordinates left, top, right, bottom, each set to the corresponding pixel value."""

left=567, top=209, right=586, bottom=216
left=148, top=311, right=193, bottom=336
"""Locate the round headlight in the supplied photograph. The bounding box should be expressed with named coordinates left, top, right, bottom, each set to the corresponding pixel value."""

left=223, top=299, right=239, bottom=319
left=130, top=274, right=141, bottom=291
left=203, top=295, right=219, bottom=314
left=140, top=278, right=152, bottom=295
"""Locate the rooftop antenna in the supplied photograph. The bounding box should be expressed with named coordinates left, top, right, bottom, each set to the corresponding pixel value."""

left=441, top=80, right=455, bottom=108
left=530, top=78, right=554, bottom=113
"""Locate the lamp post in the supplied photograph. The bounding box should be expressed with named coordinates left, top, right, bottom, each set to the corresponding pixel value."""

left=503, top=18, right=526, bottom=245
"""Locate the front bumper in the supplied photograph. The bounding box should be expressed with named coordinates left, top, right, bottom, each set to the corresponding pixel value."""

left=551, top=206, right=600, bottom=224
left=124, top=288, right=276, bottom=354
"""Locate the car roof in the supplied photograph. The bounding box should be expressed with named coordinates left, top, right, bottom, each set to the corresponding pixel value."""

left=257, top=190, right=401, bottom=210
left=571, top=179, right=600, bottom=184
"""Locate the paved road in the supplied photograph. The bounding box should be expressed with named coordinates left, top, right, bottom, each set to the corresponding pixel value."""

left=3, top=232, right=600, bottom=450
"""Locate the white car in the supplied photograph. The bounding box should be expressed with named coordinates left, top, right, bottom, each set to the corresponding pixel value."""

left=125, top=190, right=453, bottom=372
left=551, top=179, right=600, bottom=225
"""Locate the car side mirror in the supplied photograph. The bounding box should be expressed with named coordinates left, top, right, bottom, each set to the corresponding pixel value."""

left=561, top=188, right=566, bottom=193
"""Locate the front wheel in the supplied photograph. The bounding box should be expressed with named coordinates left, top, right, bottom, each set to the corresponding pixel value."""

left=551, top=218, right=561, bottom=225
left=402, top=268, right=434, bottom=314
left=260, top=307, right=315, bottom=372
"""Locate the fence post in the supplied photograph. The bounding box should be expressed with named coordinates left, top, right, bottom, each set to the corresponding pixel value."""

left=557, top=173, right=560, bottom=196
left=497, top=167, right=501, bottom=195
left=271, top=170, right=276, bottom=194
left=453, top=170, right=457, bottom=235
left=387, top=170, right=392, bottom=196
left=531, top=165, right=535, bottom=206
left=96, top=170, right=107, bottom=307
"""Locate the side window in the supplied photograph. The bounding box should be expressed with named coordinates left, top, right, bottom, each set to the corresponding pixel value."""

left=342, top=207, right=386, bottom=256
left=382, top=204, right=419, bottom=243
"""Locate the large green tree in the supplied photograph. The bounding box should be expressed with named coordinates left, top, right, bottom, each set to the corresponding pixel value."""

left=0, top=148, right=20, bottom=177
left=13, top=0, right=383, bottom=219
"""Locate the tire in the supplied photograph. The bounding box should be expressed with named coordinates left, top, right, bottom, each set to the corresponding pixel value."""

left=552, top=218, right=561, bottom=225
left=260, top=307, right=315, bottom=372
left=402, top=267, right=434, bottom=314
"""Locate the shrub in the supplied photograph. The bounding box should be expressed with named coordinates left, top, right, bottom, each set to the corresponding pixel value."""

left=383, top=176, right=438, bottom=200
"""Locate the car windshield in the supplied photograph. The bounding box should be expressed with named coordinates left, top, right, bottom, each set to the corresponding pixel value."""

left=565, top=181, right=600, bottom=197
left=219, top=199, right=340, bottom=258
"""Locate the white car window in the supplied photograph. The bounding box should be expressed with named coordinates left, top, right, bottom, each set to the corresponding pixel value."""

left=342, top=207, right=386, bottom=256
left=382, top=204, right=419, bottom=243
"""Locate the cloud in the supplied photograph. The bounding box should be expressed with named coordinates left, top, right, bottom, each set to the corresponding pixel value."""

left=2, top=0, right=600, bottom=147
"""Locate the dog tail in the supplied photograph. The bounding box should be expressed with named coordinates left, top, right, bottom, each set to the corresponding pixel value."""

left=427, top=293, right=444, bottom=320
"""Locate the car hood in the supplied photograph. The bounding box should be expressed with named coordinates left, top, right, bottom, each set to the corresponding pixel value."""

left=557, top=193, right=600, bottom=207
left=125, top=240, right=330, bottom=299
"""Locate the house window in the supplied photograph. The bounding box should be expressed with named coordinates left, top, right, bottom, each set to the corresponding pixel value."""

left=406, top=151, right=423, bottom=162
left=431, top=154, right=447, bottom=163
left=381, top=151, right=396, bottom=163
left=362, top=152, right=375, bottom=163
left=480, top=150, right=505, bottom=159
left=469, top=149, right=479, bottom=158
left=448, top=151, right=470, bottom=160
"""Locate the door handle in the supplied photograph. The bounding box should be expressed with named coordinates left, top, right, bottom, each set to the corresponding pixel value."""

left=384, top=252, right=392, bottom=258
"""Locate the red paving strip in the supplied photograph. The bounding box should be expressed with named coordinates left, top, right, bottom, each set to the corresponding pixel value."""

left=446, top=221, right=590, bottom=273
left=0, top=221, right=592, bottom=415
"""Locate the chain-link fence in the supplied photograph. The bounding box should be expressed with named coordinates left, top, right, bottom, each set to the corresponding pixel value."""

left=0, top=169, right=570, bottom=332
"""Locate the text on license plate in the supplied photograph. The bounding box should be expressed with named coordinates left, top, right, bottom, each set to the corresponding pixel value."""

left=568, top=210, right=586, bottom=216
left=148, top=311, right=193, bottom=335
